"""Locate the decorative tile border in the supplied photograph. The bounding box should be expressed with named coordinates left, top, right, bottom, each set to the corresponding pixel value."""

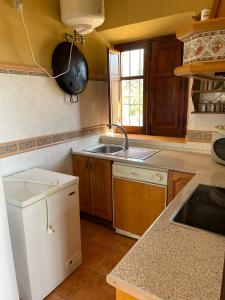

left=0, top=63, right=108, bottom=81
left=0, top=125, right=108, bottom=158
left=186, top=130, right=212, bottom=143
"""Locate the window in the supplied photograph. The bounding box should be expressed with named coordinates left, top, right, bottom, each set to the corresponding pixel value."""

left=120, top=49, right=144, bottom=129
left=110, top=36, right=188, bottom=137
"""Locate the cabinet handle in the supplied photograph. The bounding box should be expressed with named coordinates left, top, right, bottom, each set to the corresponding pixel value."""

left=68, top=191, right=76, bottom=196
left=89, top=160, right=92, bottom=170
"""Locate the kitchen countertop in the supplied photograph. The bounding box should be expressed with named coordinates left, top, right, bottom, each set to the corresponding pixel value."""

left=71, top=146, right=223, bottom=174
left=71, top=146, right=225, bottom=300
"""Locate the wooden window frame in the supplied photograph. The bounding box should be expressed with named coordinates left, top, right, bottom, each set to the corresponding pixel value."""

left=115, top=40, right=150, bottom=134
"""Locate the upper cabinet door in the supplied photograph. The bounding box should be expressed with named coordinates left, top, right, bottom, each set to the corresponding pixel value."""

left=89, top=158, right=113, bottom=221
left=107, top=48, right=121, bottom=125
left=149, top=35, right=188, bottom=137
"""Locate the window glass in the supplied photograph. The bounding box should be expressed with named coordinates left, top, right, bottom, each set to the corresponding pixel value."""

left=121, top=48, right=144, bottom=127
left=121, top=79, right=143, bottom=126
left=121, top=49, right=144, bottom=77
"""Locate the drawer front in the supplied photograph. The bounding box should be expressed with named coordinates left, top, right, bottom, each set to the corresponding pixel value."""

left=113, top=163, right=168, bottom=186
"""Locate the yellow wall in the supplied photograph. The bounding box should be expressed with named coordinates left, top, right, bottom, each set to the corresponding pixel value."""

left=0, top=0, right=109, bottom=76
left=99, top=0, right=213, bottom=30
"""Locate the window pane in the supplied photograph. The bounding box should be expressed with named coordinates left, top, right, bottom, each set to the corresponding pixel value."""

left=121, top=51, right=130, bottom=77
left=121, top=49, right=144, bottom=77
left=121, top=80, right=130, bottom=104
left=140, top=105, right=143, bottom=126
left=130, top=80, right=141, bottom=104
left=139, top=80, right=143, bottom=104
left=121, top=79, right=144, bottom=127
left=130, top=105, right=140, bottom=126
left=122, top=105, right=130, bottom=125
left=130, top=49, right=144, bottom=76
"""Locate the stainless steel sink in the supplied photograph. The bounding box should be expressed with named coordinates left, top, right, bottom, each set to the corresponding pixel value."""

left=84, top=144, right=124, bottom=154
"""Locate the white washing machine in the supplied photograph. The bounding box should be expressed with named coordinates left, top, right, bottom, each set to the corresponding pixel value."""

left=3, top=168, right=81, bottom=300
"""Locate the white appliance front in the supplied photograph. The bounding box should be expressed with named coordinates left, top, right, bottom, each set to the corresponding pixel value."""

left=0, top=174, right=19, bottom=300
left=5, top=169, right=81, bottom=300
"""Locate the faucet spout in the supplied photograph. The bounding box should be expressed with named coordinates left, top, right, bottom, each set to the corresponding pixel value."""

left=108, top=124, right=129, bottom=150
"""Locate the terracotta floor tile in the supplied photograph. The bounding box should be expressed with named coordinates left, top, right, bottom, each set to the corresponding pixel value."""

left=96, top=250, right=126, bottom=276
left=82, top=240, right=114, bottom=271
left=91, top=226, right=127, bottom=249
left=44, top=292, right=64, bottom=300
left=80, top=219, right=102, bottom=247
left=70, top=273, right=115, bottom=300
left=117, top=238, right=137, bottom=255
left=54, top=265, right=94, bottom=299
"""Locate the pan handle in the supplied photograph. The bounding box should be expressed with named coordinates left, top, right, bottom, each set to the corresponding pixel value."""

left=70, top=94, right=79, bottom=104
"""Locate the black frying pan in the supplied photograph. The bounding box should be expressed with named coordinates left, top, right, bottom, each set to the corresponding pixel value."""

left=52, top=39, right=89, bottom=102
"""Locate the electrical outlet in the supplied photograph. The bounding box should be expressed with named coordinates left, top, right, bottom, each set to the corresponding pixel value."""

left=66, top=252, right=81, bottom=268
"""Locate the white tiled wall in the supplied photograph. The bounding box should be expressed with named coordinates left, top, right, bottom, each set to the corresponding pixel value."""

left=0, top=135, right=100, bottom=177
left=0, top=73, right=109, bottom=142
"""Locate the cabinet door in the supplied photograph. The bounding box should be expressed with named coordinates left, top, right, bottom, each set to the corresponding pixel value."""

left=72, top=155, right=91, bottom=214
left=167, top=171, right=194, bottom=205
left=149, top=35, right=188, bottom=137
left=114, top=178, right=166, bottom=236
left=90, top=158, right=113, bottom=221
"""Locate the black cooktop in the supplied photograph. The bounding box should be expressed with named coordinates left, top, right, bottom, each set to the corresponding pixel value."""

left=172, top=184, right=225, bottom=237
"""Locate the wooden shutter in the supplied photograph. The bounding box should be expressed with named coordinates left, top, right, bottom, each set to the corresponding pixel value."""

left=107, top=48, right=121, bottom=125
left=149, top=35, right=188, bottom=137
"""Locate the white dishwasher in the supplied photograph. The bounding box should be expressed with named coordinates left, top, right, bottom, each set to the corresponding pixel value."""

left=113, top=162, right=168, bottom=239
left=3, top=168, right=81, bottom=300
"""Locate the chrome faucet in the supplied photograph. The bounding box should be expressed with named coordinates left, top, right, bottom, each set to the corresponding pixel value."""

left=108, top=124, right=129, bottom=150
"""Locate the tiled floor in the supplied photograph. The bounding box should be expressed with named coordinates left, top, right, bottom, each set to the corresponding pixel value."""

left=45, top=219, right=136, bottom=300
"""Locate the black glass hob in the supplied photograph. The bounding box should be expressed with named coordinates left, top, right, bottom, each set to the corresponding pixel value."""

left=171, top=184, right=225, bottom=237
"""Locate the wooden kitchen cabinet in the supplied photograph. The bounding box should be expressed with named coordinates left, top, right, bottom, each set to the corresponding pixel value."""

left=72, top=155, right=113, bottom=221
left=72, top=155, right=91, bottom=214
left=167, top=170, right=194, bottom=205
left=90, top=158, right=113, bottom=221
left=114, top=178, right=166, bottom=236
left=116, top=289, right=138, bottom=300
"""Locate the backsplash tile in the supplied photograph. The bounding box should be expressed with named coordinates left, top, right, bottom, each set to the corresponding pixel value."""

left=0, top=73, right=108, bottom=143
left=18, top=139, right=37, bottom=151
left=0, top=126, right=107, bottom=158
left=186, top=130, right=212, bottom=143
left=0, top=143, right=18, bottom=156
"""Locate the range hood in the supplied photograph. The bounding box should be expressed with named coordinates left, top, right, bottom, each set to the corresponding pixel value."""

left=175, top=17, right=225, bottom=81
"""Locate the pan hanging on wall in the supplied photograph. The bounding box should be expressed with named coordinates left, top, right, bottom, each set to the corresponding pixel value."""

left=52, top=34, right=89, bottom=103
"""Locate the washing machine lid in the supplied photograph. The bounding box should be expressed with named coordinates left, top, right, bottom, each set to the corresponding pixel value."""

left=3, top=168, right=78, bottom=208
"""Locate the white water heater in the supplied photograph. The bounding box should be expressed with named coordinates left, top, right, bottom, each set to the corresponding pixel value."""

left=60, top=0, right=105, bottom=35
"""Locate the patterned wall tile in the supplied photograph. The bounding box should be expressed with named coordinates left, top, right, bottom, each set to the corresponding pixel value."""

left=0, top=143, right=18, bottom=156
left=18, top=139, right=37, bottom=151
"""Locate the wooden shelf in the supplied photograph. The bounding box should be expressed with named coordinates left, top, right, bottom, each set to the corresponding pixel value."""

left=191, top=111, right=225, bottom=114
left=174, top=61, right=225, bottom=81
left=192, top=89, right=225, bottom=93
left=176, top=17, right=225, bottom=40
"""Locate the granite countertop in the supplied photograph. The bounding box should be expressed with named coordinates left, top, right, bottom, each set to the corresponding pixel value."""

left=71, top=146, right=225, bottom=300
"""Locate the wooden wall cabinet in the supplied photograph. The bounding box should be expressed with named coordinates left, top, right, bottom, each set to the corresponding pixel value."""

left=72, top=155, right=113, bottom=221
left=114, top=178, right=166, bottom=236
left=167, top=171, right=194, bottom=205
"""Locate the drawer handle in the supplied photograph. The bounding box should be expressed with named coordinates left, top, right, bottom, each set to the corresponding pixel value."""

left=131, top=172, right=139, bottom=176
left=155, top=174, right=163, bottom=181
left=68, top=191, right=76, bottom=196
